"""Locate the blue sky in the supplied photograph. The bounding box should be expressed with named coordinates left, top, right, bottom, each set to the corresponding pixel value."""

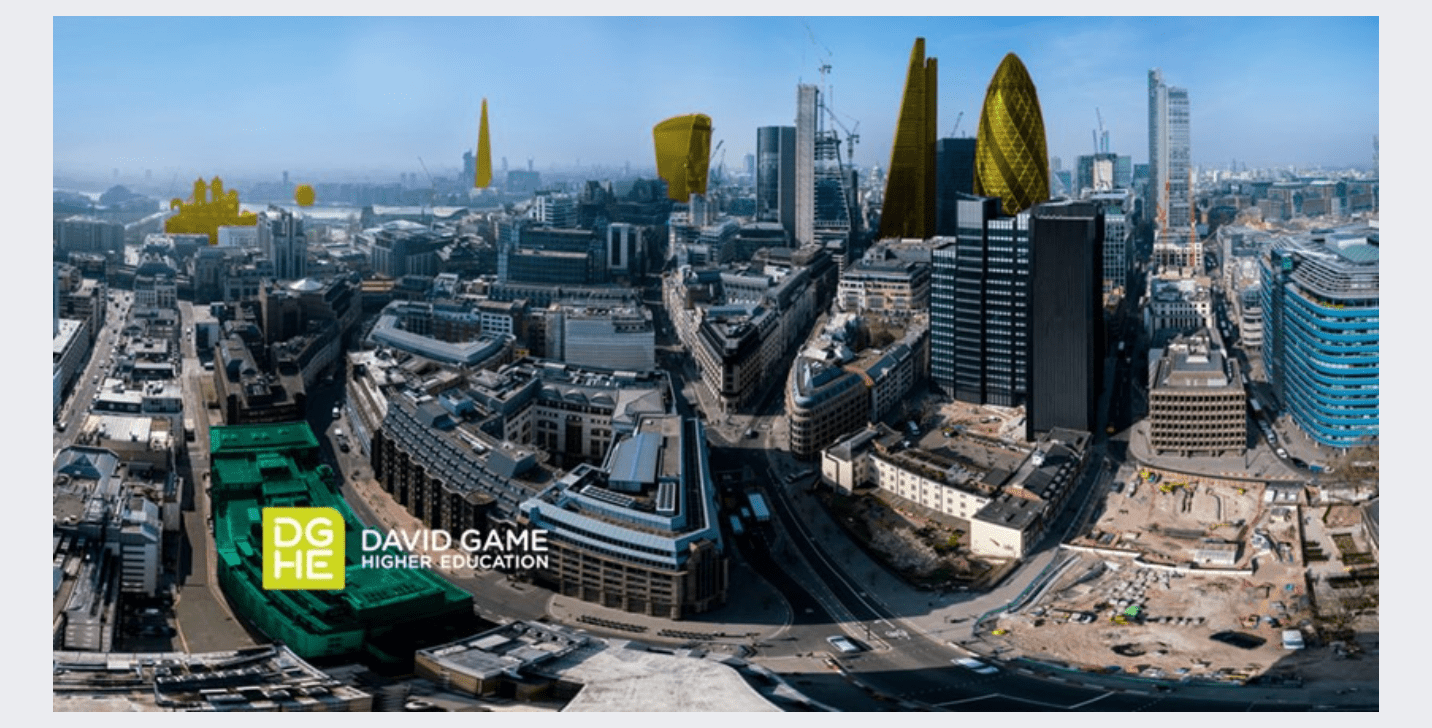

left=53, top=16, right=1378, bottom=182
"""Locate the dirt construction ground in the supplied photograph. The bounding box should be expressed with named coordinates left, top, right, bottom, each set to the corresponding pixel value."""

left=982, top=473, right=1378, bottom=686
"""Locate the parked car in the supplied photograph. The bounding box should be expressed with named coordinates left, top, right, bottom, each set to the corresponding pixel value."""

left=953, top=657, right=999, bottom=675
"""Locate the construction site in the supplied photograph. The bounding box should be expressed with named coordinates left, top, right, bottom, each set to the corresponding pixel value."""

left=978, top=470, right=1379, bottom=685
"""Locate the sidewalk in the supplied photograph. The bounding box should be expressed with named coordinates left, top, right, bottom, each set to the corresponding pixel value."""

left=1126, top=419, right=1301, bottom=483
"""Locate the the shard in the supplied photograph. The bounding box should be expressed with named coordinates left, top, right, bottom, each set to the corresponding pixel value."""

left=652, top=113, right=712, bottom=201
left=475, top=98, right=493, bottom=189
left=974, top=53, right=1050, bottom=218
left=878, top=37, right=937, bottom=240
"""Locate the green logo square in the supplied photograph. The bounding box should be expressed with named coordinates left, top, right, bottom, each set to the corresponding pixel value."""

left=263, top=507, right=345, bottom=590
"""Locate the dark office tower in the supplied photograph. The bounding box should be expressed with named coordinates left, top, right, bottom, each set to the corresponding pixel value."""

left=879, top=38, right=938, bottom=240
left=757, top=126, right=796, bottom=241
left=935, top=137, right=976, bottom=236
left=974, top=53, right=1050, bottom=218
left=1027, top=200, right=1104, bottom=440
left=930, top=194, right=1030, bottom=406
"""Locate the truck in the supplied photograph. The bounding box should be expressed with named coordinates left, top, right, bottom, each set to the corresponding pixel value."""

left=746, top=492, right=771, bottom=524
left=183, top=418, right=196, bottom=442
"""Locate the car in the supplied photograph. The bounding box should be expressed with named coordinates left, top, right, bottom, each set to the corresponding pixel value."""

left=826, top=635, right=861, bottom=654
left=953, top=657, right=999, bottom=675
left=1276, top=447, right=1287, bottom=458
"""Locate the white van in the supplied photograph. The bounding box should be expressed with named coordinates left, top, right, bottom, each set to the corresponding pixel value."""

left=1281, top=629, right=1305, bottom=650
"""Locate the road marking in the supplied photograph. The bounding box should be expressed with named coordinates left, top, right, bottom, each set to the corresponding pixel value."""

left=932, top=694, right=996, bottom=707
left=934, top=692, right=1074, bottom=710
left=1069, top=692, right=1114, bottom=709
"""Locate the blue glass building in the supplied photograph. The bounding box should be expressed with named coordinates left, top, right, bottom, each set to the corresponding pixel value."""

left=1260, top=226, right=1379, bottom=449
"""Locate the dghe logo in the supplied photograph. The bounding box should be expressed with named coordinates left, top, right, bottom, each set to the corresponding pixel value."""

left=263, top=507, right=345, bottom=590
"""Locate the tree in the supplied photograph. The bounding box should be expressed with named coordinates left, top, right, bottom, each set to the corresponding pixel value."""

left=1320, top=436, right=1378, bottom=497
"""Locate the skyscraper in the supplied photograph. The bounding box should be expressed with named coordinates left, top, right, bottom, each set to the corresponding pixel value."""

left=1088, top=189, right=1134, bottom=296
left=795, top=85, right=818, bottom=247
left=258, top=206, right=305, bottom=281
left=878, top=38, right=937, bottom=240
left=757, top=126, right=796, bottom=241
left=652, top=113, right=712, bottom=201
left=931, top=195, right=1030, bottom=405
left=475, top=98, right=492, bottom=188
left=1075, top=153, right=1118, bottom=195
left=1148, top=68, right=1194, bottom=266
left=1028, top=200, right=1104, bottom=439
left=935, top=137, right=976, bottom=236
left=795, top=82, right=855, bottom=262
left=1260, top=226, right=1379, bottom=449
left=973, top=53, right=1049, bottom=218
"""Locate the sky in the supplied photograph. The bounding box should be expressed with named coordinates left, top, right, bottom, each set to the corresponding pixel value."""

left=52, top=16, right=1379, bottom=185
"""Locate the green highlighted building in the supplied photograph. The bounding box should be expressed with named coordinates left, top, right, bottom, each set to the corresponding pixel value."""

left=209, top=422, right=474, bottom=665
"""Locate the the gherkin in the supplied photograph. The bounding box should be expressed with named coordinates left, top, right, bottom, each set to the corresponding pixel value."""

left=974, top=53, right=1050, bottom=217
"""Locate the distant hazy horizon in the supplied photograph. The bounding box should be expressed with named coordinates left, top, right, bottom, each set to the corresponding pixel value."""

left=54, top=16, right=1379, bottom=186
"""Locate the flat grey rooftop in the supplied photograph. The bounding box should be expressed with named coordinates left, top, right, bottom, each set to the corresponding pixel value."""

left=555, top=642, right=779, bottom=712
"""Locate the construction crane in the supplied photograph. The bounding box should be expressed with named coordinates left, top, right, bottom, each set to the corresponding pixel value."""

left=803, top=21, right=833, bottom=79
left=416, top=156, right=437, bottom=214
left=708, top=139, right=725, bottom=187
left=950, top=111, right=964, bottom=138
left=823, top=113, right=859, bottom=166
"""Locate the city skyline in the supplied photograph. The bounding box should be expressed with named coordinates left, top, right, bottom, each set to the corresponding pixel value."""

left=54, top=16, right=1378, bottom=184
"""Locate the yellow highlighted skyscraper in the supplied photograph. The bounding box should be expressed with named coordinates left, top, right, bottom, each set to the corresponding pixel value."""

left=974, top=53, right=1050, bottom=218
left=878, top=38, right=937, bottom=240
left=475, top=98, right=493, bottom=189
left=652, top=113, right=712, bottom=201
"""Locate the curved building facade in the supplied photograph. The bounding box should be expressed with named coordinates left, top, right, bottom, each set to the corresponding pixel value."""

left=786, top=358, right=870, bottom=460
left=1259, top=227, right=1379, bottom=449
left=973, top=53, right=1050, bottom=218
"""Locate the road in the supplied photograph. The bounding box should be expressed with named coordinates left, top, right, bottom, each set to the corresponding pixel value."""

left=171, top=299, right=260, bottom=653
left=53, top=290, right=128, bottom=449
